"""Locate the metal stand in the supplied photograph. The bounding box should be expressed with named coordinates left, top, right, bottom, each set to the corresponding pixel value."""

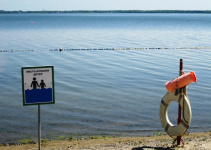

left=177, top=59, right=183, bottom=145
left=38, top=104, right=41, bottom=150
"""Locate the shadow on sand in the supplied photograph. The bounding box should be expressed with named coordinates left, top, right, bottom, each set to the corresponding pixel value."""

left=132, top=146, right=174, bottom=150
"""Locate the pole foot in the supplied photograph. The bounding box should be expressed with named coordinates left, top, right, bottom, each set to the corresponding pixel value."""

left=172, top=136, right=184, bottom=147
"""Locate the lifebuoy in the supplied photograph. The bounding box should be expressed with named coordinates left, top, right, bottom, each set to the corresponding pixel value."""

left=160, top=92, right=192, bottom=137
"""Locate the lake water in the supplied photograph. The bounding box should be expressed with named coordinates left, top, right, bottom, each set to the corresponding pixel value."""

left=0, top=13, right=211, bottom=143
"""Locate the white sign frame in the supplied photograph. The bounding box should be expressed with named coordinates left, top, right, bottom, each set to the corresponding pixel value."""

left=22, top=66, right=55, bottom=106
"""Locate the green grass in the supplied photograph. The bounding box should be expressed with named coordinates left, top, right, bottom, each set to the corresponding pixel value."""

left=41, top=138, right=48, bottom=142
left=152, top=131, right=165, bottom=136
left=16, top=135, right=117, bottom=145
left=89, top=136, right=108, bottom=139
left=19, top=139, right=36, bottom=144
left=67, top=137, right=77, bottom=141
left=66, top=136, right=111, bottom=141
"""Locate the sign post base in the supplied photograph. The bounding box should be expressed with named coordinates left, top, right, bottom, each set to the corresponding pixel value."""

left=38, top=104, right=41, bottom=150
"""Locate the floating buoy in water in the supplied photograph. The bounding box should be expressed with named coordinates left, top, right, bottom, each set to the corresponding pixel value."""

left=31, top=21, right=34, bottom=24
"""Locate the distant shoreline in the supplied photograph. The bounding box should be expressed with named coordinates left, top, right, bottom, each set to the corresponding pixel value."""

left=1, top=10, right=211, bottom=14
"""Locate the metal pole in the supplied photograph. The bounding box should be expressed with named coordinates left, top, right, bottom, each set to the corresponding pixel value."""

left=38, top=104, right=41, bottom=150
left=177, top=59, right=183, bottom=145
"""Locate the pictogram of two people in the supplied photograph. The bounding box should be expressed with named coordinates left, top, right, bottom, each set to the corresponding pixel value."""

left=31, top=77, right=46, bottom=89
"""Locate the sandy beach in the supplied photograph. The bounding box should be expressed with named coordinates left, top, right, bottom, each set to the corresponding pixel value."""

left=1, top=131, right=210, bottom=150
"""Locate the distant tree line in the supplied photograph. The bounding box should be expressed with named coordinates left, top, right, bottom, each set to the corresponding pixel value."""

left=1, top=10, right=211, bottom=14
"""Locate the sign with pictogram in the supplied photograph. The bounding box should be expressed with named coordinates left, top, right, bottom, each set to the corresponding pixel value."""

left=22, top=66, right=55, bottom=106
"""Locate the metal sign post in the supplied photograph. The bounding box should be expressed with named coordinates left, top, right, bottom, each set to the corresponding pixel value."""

left=22, top=66, right=55, bottom=150
left=38, top=104, right=41, bottom=150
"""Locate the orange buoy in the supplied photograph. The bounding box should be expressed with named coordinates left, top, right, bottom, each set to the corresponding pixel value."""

left=165, top=71, right=197, bottom=92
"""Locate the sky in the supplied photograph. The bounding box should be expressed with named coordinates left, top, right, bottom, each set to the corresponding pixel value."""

left=0, top=0, right=211, bottom=11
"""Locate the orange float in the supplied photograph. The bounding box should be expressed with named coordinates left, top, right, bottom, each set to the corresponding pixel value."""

left=165, top=71, right=197, bottom=92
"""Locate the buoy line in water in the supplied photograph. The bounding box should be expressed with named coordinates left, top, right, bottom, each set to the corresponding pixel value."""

left=1, top=47, right=211, bottom=52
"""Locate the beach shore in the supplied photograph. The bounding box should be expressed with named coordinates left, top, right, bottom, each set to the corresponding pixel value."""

left=1, top=132, right=210, bottom=150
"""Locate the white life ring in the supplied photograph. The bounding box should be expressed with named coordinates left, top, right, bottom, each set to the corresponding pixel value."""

left=160, top=92, right=192, bottom=137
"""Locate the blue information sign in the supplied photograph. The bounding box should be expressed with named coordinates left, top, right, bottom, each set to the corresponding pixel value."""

left=22, top=66, right=55, bottom=106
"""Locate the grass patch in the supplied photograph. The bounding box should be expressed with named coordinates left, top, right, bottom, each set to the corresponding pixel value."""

left=19, top=139, right=36, bottom=144
left=53, top=135, right=67, bottom=140
left=200, top=137, right=208, bottom=141
left=67, top=137, right=77, bottom=141
left=66, top=136, right=110, bottom=141
left=41, top=138, right=48, bottom=143
left=89, top=136, right=108, bottom=140
left=152, top=131, right=165, bottom=136
left=19, top=138, right=48, bottom=144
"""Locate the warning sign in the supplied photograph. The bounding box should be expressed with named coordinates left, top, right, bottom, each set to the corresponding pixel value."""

left=22, top=66, right=55, bottom=106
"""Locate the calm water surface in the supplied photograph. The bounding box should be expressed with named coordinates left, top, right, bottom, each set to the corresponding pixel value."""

left=0, top=13, right=211, bottom=143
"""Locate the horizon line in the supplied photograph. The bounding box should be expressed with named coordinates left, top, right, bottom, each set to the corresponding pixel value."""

left=1, top=10, right=211, bottom=13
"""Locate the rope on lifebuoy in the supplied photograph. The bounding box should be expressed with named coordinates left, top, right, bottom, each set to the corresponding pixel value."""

left=160, top=92, right=192, bottom=137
